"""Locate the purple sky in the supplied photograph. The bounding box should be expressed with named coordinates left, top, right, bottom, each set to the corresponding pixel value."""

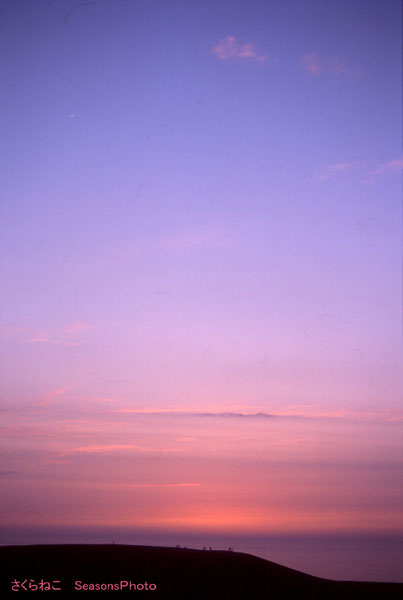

left=0, top=0, right=402, bottom=573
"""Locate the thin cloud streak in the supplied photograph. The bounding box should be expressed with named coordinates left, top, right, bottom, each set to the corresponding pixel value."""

left=161, top=230, right=232, bottom=252
left=70, top=444, right=141, bottom=453
left=101, top=482, right=201, bottom=489
left=370, top=157, right=403, bottom=175
left=309, top=156, right=403, bottom=184
left=35, top=384, right=76, bottom=407
left=362, top=157, right=403, bottom=183
left=58, top=444, right=185, bottom=456
left=115, top=408, right=403, bottom=423
left=28, top=336, right=52, bottom=344
left=0, top=325, right=27, bottom=338
left=63, top=323, right=91, bottom=335
left=310, top=162, right=355, bottom=182
left=117, top=408, right=277, bottom=418
left=24, top=323, right=91, bottom=347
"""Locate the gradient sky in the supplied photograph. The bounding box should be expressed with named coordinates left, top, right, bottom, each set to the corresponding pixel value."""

left=0, top=0, right=402, bottom=547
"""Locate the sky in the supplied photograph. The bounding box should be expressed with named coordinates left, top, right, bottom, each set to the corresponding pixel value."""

left=0, top=0, right=402, bottom=577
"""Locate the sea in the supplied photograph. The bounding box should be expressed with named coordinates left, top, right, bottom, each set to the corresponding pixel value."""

left=1, top=527, right=402, bottom=583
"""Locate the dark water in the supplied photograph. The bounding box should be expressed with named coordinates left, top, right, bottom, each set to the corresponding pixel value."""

left=1, top=527, right=402, bottom=583
left=230, top=535, right=403, bottom=583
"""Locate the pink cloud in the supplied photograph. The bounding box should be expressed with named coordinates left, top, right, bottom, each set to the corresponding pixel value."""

left=63, top=323, right=91, bottom=335
left=300, top=52, right=321, bottom=75
left=369, top=157, right=403, bottom=176
left=107, top=482, right=201, bottom=488
left=87, top=396, right=118, bottom=405
left=35, top=384, right=75, bottom=407
left=310, top=157, right=403, bottom=185
left=24, top=323, right=90, bottom=347
left=361, top=157, right=403, bottom=183
left=301, top=54, right=357, bottom=78
left=311, top=162, right=355, bottom=182
left=0, top=325, right=28, bottom=338
left=162, top=230, right=232, bottom=252
left=71, top=444, right=141, bottom=454
left=212, top=36, right=266, bottom=63
left=61, top=443, right=184, bottom=456
left=28, top=336, right=52, bottom=344
left=327, top=162, right=353, bottom=173
left=27, top=335, right=80, bottom=347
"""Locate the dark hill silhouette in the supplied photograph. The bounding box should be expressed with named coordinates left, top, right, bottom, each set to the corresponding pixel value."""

left=1, top=544, right=402, bottom=599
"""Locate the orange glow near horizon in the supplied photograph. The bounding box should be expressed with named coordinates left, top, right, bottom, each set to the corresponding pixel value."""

left=1, top=408, right=402, bottom=536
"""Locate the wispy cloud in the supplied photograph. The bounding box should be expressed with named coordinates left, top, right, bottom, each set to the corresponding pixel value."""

left=0, top=325, right=27, bottom=339
left=310, top=156, right=403, bottom=184
left=212, top=36, right=266, bottom=63
left=63, top=323, right=91, bottom=336
left=310, top=162, right=356, bottom=182
left=161, top=230, right=232, bottom=252
left=61, top=443, right=184, bottom=456
left=117, top=408, right=276, bottom=418
left=25, top=322, right=91, bottom=347
left=116, top=407, right=403, bottom=423
left=35, top=384, right=75, bottom=407
left=86, top=396, right=119, bottom=405
left=27, top=337, right=80, bottom=347
left=70, top=444, right=141, bottom=454
left=301, top=54, right=354, bottom=77
left=108, top=482, right=201, bottom=489
left=28, top=335, right=52, bottom=344
left=300, top=52, right=321, bottom=75
left=362, top=157, right=403, bottom=183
